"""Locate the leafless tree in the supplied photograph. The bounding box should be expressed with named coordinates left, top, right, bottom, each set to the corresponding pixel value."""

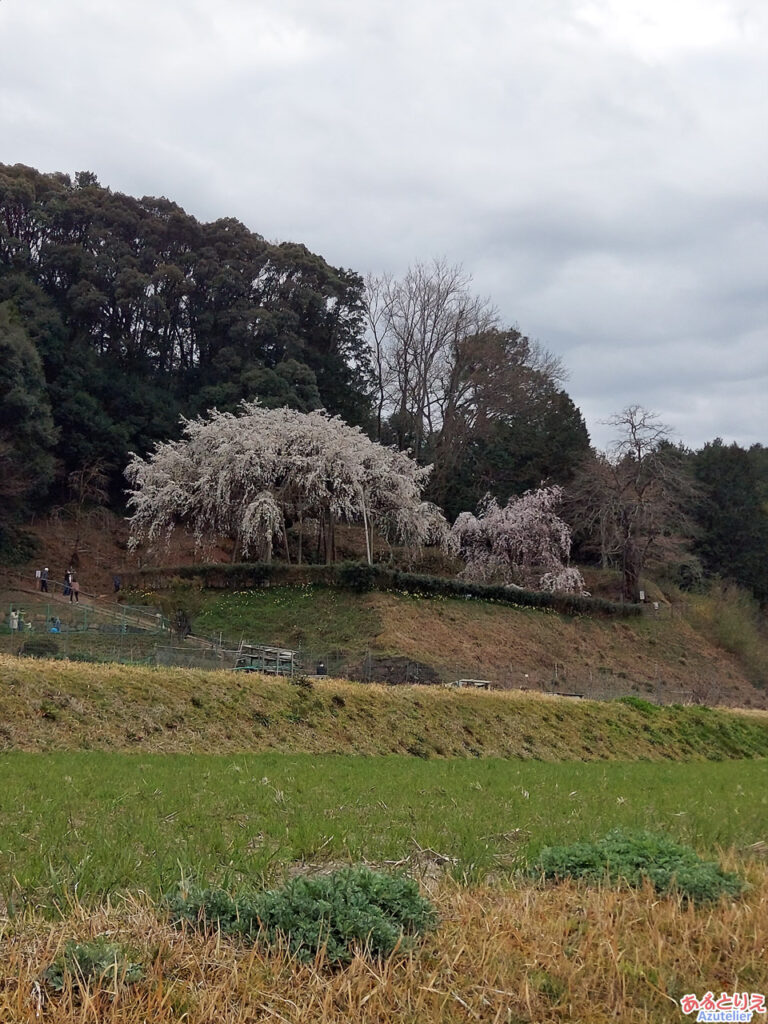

left=568, top=406, right=693, bottom=602
left=67, top=461, right=110, bottom=566
left=364, top=259, right=497, bottom=458
left=363, top=271, right=396, bottom=442
left=364, top=261, right=568, bottom=513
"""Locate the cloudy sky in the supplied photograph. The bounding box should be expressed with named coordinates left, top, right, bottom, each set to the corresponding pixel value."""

left=2, top=0, right=766, bottom=449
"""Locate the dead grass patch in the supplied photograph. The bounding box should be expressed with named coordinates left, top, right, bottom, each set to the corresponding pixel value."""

left=2, top=862, right=766, bottom=1023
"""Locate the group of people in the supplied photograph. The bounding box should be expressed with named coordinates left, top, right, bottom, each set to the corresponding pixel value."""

left=7, top=609, right=62, bottom=633
left=6, top=565, right=96, bottom=634
left=37, top=567, right=81, bottom=601
left=7, top=608, right=29, bottom=632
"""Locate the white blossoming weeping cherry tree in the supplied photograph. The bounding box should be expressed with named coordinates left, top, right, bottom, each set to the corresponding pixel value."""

left=448, top=485, right=586, bottom=593
left=125, top=401, right=447, bottom=564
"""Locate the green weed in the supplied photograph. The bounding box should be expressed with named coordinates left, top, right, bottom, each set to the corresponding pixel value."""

left=534, top=829, right=745, bottom=902
left=42, top=937, right=143, bottom=992
left=0, top=754, right=766, bottom=911
left=167, top=866, right=437, bottom=964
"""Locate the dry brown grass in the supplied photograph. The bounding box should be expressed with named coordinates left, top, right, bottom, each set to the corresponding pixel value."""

left=2, top=861, right=766, bottom=1024
left=369, top=592, right=766, bottom=706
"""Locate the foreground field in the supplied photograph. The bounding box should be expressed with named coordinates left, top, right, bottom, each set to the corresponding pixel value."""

left=1, top=753, right=766, bottom=910
left=1, top=648, right=766, bottom=1022
left=2, top=868, right=767, bottom=1024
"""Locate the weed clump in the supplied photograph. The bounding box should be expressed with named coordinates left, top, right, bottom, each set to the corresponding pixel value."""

left=615, top=696, right=660, bottom=714
left=534, top=829, right=745, bottom=903
left=166, top=866, right=437, bottom=964
left=42, top=938, right=143, bottom=993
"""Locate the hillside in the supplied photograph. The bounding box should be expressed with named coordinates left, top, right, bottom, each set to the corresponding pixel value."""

left=183, top=584, right=765, bottom=705
left=1, top=654, right=767, bottom=759
left=5, top=510, right=768, bottom=706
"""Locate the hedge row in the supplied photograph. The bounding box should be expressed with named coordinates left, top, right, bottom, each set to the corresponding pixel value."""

left=126, top=561, right=641, bottom=618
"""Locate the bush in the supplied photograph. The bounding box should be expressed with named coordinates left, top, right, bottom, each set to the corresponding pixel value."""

left=19, top=636, right=59, bottom=658
left=0, top=526, right=39, bottom=565
left=534, top=830, right=745, bottom=903
left=130, top=561, right=639, bottom=617
left=167, top=866, right=438, bottom=964
left=336, top=561, right=378, bottom=592
left=688, top=582, right=768, bottom=684
left=42, top=938, right=143, bottom=992
left=674, top=557, right=705, bottom=592
left=614, top=696, right=660, bottom=714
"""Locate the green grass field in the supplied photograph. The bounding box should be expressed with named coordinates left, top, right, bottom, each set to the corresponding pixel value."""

left=191, top=585, right=382, bottom=651
left=1, top=752, right=766, bottom=912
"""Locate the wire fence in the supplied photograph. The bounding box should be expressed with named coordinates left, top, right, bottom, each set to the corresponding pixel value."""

left=0, top=621, right=743, bottom=706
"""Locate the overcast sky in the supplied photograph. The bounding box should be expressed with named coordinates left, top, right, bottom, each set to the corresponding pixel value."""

left=2, top=0, right=766, bottom=449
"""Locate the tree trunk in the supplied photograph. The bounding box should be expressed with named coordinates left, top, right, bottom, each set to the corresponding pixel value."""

left=326, top=510, right=336, bottom=565
left=282, top=520, right=291, bottom=563
left=622, top=539, right=641, bottom=602
left=360, top=491, right=372, bottom=565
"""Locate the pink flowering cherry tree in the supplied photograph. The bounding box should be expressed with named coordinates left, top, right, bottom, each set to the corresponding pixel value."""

left=449, top=485, right=585, bottom=593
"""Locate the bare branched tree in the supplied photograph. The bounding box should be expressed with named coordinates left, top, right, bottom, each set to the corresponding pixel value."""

left=568, top=406, right=693, bottom=601
left=67, top=460, right=110, bottom=566
left=363, top=271, right=396, bottom=442
left=364, top=260, right=569, bottom=510
left=364, top=259, right=497, bottom=458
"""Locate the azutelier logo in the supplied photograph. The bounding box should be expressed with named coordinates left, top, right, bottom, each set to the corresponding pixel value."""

left=680, top=992, right=766, bottom=1022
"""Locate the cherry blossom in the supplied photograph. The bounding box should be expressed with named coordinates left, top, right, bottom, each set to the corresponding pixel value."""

left=449, top=485, right=585, bottom=593
left=126, top=401, right=447, bottom=563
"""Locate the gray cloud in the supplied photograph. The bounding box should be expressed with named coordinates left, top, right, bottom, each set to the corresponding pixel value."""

left=1, top=0, right=766, bottom=449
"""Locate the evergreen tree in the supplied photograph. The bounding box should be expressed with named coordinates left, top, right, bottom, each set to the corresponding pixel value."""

left=0, top=302, right=57, bottom=532
left=0, top=162, right=373, bottom=495
left=693, top=440, right=768, bottom=603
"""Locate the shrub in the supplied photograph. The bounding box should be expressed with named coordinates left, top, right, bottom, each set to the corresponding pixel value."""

left=534, top=830, right=745, bottom=903
left=42, top=938, right=143, bottom=992
left=0, top=525, right=39, bottom=565
left=291, top=674, right=315, bottom=691
left=689, top=582, right=768, bottom=684
left=128, top=561, right=640, bottom=617
left=337, top=561, right=378, bottom=592
left=166, top=866, right=437, bottom=964
left=20, top=636, right=59, bottom=658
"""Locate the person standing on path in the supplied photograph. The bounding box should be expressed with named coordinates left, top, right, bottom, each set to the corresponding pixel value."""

left=71, top=579, right=80, bottom=603
left=40, top=567, right=49, bottom=593
left=9, top=608, right=19, bottom=632
left=63, top=569, right=72, bottom=597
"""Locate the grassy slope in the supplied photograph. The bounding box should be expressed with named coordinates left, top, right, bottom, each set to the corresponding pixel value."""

left=1, top=653, right=767, bottom=759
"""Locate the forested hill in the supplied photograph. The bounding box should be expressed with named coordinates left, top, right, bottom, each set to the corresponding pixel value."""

left=0, top=162, right=369, bottom=494
left=0, top=162, right=592, bottom=528
left=2, top=163, right=767, bottom=607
